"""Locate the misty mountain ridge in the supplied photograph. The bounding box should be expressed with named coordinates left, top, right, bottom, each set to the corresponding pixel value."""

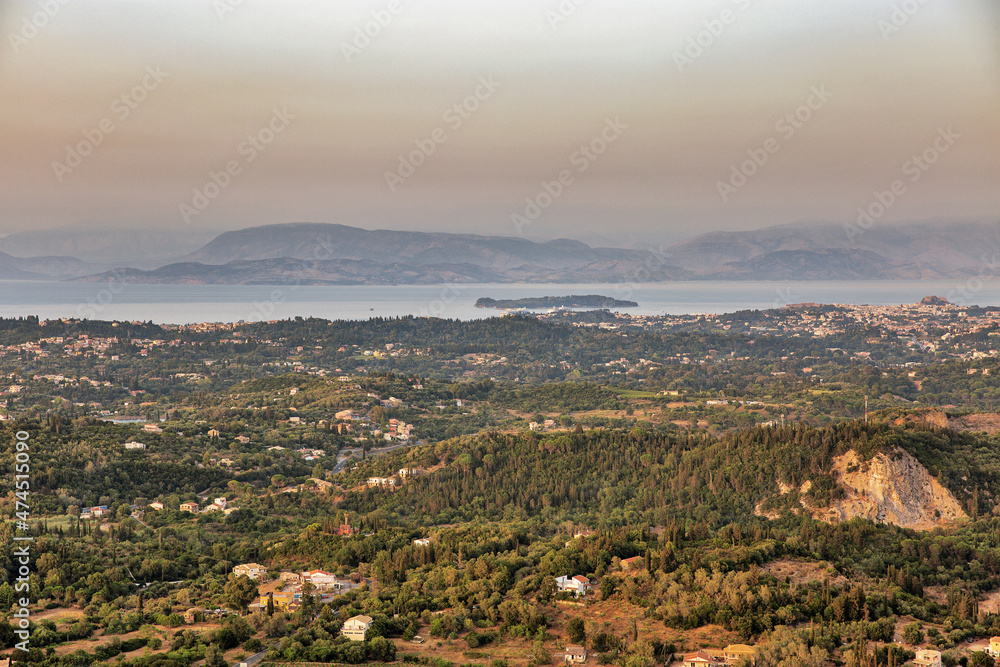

left=665, top=218, right=1000, bottom=279
left=0, top=252, right=106, bottom=280
left=2, top=218, right=999, bottom=284
left=0, top=224, right=216, bottom=266
left=177, top=222, right=662, bottom=271
left=77, top=223, right=687, bottom=285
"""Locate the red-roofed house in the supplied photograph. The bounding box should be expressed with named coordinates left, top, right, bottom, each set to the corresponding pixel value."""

left=621, top=556, right=645, bottom=571
left=555, top=575, right=591, bottom=597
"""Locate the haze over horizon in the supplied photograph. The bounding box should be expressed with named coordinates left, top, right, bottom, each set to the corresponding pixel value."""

left=2, top=0, right=998, bottom=248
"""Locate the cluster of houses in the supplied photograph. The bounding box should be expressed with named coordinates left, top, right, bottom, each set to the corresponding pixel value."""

left=367, top=467, right=426, bottom=490
left=168, top=560, right=1000, bottom=665
left=80, top=505, right=109, bottom=520
left=682, top=645, right=757, bottom=667
left=383, top=418, right=413, bottom=441
left=529, top=419, right=558, bottom=431
left=367, top=477, right=398, bottom=490
left=267, top=445, right=327, bottom=461
left=182, top=606, right=235, bottom=624
left=682, top=645, right=951, bottom=667
left=248, top=568, right=363, bottom=614
left=144, top=497, right=238, bottom=516
left=332, top=408, right=415, bottom=442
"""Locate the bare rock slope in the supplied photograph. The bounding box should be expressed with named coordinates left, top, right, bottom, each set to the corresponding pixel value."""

left=810, top=449, right=966, bottom=530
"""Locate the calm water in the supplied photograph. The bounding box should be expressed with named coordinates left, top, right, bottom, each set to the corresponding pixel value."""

left=0, top=280, right=993, bottom=324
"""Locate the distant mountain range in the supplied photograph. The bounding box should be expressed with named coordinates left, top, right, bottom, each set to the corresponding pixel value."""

left=0, top=252, right=104, bottom=281
left=74, top=223, right=687, bottom=285
left=0, top=224, right=215, bottom=266
left=662, top=219, right=1000, bottom=280
left=1, top=219, right=998, bottom=285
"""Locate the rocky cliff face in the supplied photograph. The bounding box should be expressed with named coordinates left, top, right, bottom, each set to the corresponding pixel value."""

left=755, top=447, right=967, bottom=530
left=810, top=449, right=966, bottom=529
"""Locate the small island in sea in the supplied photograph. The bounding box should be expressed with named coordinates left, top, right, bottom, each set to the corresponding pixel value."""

left=474, top=294, right=639, bottom=310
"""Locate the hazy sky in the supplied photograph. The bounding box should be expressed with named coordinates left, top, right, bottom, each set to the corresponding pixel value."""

left=1, top=0, right=998, bottom=247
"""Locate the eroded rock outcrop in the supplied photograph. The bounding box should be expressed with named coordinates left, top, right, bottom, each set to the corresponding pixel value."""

left=756, top=448, right=967, bottom=530
left=809, top=449, right=966, bottom=529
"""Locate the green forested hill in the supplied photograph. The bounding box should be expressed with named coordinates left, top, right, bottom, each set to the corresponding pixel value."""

left=8, top=417, right=1000, bottom=664
left=343, top=421, right=1000, bottom=526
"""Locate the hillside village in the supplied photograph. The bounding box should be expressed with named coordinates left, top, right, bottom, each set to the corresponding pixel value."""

left=8, top=308, right=1000, bottom=667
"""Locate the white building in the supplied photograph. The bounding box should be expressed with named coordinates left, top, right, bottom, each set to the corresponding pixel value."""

left=555, top=575, right=591, bottom=597
left=342, top=615, right=373, bottom=641
left=914, top=650, right=942, bottom=667
left=301, top=569, right=339, bottom=589
left=233, top=563, right=267, bottom=580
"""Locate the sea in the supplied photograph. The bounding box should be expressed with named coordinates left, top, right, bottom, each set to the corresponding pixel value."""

left=0, top=279, right=994, bottom=325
